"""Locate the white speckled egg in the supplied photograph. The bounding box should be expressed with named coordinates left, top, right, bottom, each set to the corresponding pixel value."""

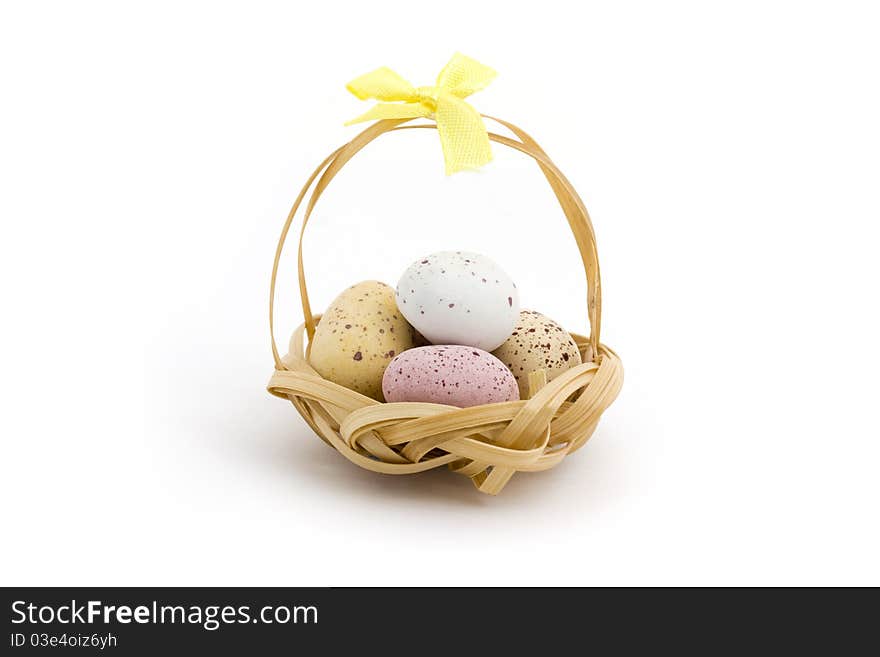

left=491, top=310, right=583, bottom=399
left=308, top=280, right=419, bottom=401
left=382, top=345, right=519, bottom=407
left=396, top=251, right=519, bottom=351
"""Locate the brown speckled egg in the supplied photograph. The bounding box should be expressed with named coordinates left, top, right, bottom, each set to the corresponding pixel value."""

left=491, top=310, right=582, bottom=399
left=308, top=281, right=419, bottom=401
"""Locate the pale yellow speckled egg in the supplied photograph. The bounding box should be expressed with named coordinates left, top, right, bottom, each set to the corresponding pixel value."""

left=308, top=280, right=419, bottom=401
left=491, top=310, right=582, bottom=399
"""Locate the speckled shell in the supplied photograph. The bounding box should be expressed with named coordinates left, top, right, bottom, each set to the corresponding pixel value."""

left=382, top=345, right=520, bottom=408
left=308, top=281, right=419, bottom=401
left=491, top=310, right=582, bottom=399
left=396, top=251, right=520, bottom=351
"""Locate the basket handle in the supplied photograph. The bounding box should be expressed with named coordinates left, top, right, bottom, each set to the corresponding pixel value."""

left=270, top=116, right=602, bottom=370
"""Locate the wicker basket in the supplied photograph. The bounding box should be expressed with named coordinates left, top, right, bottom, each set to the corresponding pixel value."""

left=267, top=116, right=623, bottom=495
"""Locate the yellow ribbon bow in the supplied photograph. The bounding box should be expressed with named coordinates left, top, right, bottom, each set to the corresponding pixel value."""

left=345, top=53, right=496, bottom=175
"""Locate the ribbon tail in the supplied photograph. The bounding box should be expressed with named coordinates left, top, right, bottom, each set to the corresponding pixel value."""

left=435, top=95, right=492, bottom=174
left=345, top=102, right=433, bottom=126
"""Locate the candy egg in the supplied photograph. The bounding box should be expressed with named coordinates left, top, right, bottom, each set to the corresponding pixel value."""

left=382, top=345, right=520, bottom=407
left=396, top=251, right=520, bottom=351
left=491, top=310, right=583, bottom=398
left=308, top=280, right=419, bottom=401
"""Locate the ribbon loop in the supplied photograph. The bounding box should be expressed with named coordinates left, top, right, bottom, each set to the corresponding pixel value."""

left=436, top=53, right=497, bottom=99
left=346, top=66, right=415, bottom=102
left=345, top=53, right=496, bottom=174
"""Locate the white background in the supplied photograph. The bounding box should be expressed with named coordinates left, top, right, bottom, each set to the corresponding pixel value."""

left=2, top=1, right=878, bottom=586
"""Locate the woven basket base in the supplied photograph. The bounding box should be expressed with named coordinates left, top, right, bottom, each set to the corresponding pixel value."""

left=268, top=318, right=623, bottom=495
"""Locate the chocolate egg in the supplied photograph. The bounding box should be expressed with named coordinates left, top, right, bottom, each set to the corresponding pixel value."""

left=382, top=345, right=519, bottom=407
left=491, top=310, right=582, bottom=398
left=396, top=251, right=519, bottom=351
left=308, top=281, right=419, bottom=400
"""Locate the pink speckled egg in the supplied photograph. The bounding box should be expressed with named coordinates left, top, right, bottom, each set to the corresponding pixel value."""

left=382, top=345, right=520, bottom=407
